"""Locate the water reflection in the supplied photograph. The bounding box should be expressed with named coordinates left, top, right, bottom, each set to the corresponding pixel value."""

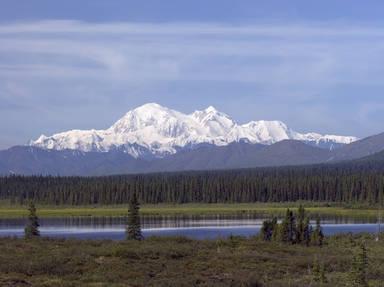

left=0, top=213, right=379, bottom=229
left=0, top=214, right=381, bottom=240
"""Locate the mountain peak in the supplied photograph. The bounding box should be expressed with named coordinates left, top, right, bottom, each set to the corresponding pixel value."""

left=132, top=102, right=168, bottom=112
left=204, top=106, right=218, bottom=113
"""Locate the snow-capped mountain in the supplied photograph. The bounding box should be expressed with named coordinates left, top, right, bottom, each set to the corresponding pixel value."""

left=31, top=103, right=357, bottom=158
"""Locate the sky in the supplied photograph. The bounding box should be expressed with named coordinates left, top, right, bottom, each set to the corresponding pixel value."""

left=1, top=0, right=384, bottom=149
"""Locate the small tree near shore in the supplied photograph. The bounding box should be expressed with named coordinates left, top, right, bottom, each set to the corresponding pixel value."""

left=311, top=217, right=324, bottom=247
left=24, top=202, right=40, bottom=239
left=348, top=243, right=368, bottom=287
left=126, top=193, right=143, bottom=240
left=260, top=217, right=277, bottom=241
left=262, top=207, right=314, bottom=245
left=303, top=217, right=312, bottom=246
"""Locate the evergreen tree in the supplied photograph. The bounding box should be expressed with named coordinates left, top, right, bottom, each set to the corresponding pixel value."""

left=24, top=202, right=40, bottom=239
left=303, top=217, right=312, bottom=246
left=271, top=217, right=278, bottom=238
left=348, top=243, right=368, bottom=287
left=260, top=217, right=277, bottom=241
left=272, top=221, right=281, bottom=242
left=126, top=193, right=143, bottom=240
left=279, top=209, right=291, bottom=243
left=276, top=209, right=296, bottom=243
left=296, top=205, right=305, bottom=243
left=288, top=209, right=296, bottom=243
left=260, top=220, right=272, bottom=241
left=311, top=217, right=324, bottom=247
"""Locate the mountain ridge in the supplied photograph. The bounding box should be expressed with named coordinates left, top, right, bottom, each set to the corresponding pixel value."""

left=31, top=103, right=357, bottom=158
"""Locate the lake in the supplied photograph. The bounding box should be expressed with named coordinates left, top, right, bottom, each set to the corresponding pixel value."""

left=0, top=214, right=382, bottom=240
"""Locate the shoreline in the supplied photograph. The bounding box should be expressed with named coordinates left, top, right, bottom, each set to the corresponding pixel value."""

left=0, top=203, right=381, bottom=218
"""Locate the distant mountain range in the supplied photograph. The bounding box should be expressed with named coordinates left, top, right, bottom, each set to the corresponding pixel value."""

left=0, top=103, right=383, bottom=176
left=31, top=103, right=357, bottom=158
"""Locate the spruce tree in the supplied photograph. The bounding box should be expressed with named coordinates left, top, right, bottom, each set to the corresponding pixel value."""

left=296, top=205, right=305, bottom=243
left=272, top=221, right=281, bottom=242
left=261, top=220, right=272, bottom=241
left=24, top=202, right=40, bottom=239
left=311, top=217, right=324, bottom=247
left=276, top=209, right=296, bottom=243
left=303, top=217, right=312, bottom=246
left=279, top=209, right=291, bottom=243
left=348, top=243, right=368, bottom=287
left=271, top=217, right=278, bottom=238
left=288, top=209, right=296, bottom=243
left=261, top=217, right=278, bottom=241
left=126, top=193, right=143, bottom=240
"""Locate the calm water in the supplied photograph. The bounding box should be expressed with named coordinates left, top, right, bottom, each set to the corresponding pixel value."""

left=0, top=214, right=382, bottom=240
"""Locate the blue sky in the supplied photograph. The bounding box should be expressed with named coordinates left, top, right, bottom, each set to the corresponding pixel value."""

left=1, top=0, right=384, bottom=148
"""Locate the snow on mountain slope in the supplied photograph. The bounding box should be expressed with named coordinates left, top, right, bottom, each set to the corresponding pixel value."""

left=31, top=103, right=358, bottom=158
left=191, top=106, right=236, bottom=137
left=230, top=120, right=297, bottom=144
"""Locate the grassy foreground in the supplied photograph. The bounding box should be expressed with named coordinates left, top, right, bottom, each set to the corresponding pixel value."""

left=0, top=234, right=383, bottom=286
left=0, top=203, right=382, bottom=218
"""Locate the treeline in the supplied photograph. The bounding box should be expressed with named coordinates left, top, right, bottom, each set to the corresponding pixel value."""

left=1, top=164, right=384, bottom=205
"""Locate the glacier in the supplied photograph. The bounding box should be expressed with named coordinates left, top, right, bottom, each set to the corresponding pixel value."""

left=31, top=103, right=358, bottom=158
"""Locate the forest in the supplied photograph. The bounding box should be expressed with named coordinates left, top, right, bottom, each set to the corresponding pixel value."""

left=1, top=161, right=384, bottom=206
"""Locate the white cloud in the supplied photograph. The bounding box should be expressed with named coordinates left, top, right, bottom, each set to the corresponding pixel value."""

left=1, top=20, right=383, bottom=86
left=1, top=20, right=384, bottom=37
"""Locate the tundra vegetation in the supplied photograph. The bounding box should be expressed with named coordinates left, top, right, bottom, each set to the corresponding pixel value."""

left=0, top=233, right=381, bottom=286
